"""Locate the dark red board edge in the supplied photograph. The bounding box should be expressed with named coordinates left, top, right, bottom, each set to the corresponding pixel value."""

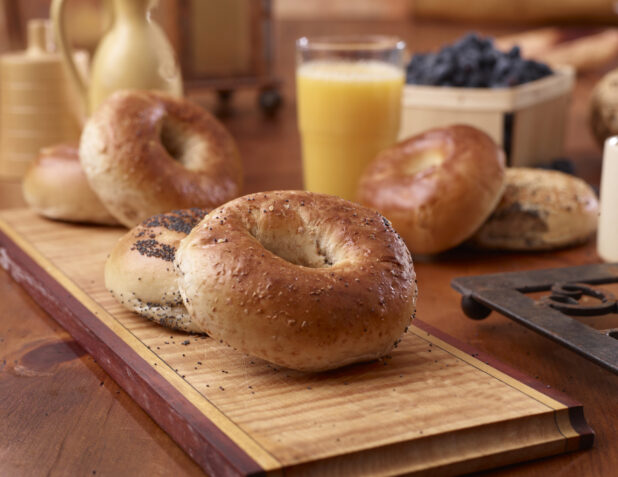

left=0, top=228, right=269, bottom=477
left=413, top=319, right=595, bottom=450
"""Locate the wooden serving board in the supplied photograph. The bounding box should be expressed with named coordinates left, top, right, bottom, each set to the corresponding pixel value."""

left=0, top=209, right=593, bottom=477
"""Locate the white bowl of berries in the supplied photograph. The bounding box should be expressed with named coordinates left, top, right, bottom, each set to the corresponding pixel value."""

left=400, top=33, right=574, bottom=167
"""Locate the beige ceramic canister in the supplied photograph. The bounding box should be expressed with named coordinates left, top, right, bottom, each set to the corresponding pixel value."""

left=0, top=19, right=87, bottom=179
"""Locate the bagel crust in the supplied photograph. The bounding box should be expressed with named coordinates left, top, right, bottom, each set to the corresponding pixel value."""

left=358, top=125, right=506, bottom=254
left=471, top=168, right=599, bottom=250
left=105, top=208, right=209, bottom=332
left=175, top=191, right=417, bottom=372
left=22, top=143, right=118, bottom=225
left=79, top=90, right=243, bottom=227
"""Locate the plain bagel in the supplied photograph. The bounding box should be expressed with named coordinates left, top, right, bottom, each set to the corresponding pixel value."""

left=357, top=125, right=506, bottom=254
left=79, top=90, right=243, bottom=228
left=174, top=191, right=418, bottom=372
left=471, top=167, right=599, bottom=250
left=105, top=208, right=209, bottom=332
left=22, top=143, right=118, bottom=225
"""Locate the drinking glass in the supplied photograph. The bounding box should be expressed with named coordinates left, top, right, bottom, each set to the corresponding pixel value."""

left=296, top=36, right=406, bottom=201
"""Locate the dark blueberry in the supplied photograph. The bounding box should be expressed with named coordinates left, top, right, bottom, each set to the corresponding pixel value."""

left=455, top=33, right=483, bottom=52
left=440, top=45, right=457, bottom=59
left=479, top=36, right=494, bottom=51
left=468, top=71, right=486, bottom=88
left=507, top=45, right=521, bottom=59
left=480, top=49, right=499, bottom=68
left=452, top=69, right=467, bottom=87
left=505, top=74, right=520, bottom=87
left=433, top=62, right=455, bottom=83
left=459, top=50, right=481, bottom=73
left=406, top=53, right=427, bottom=72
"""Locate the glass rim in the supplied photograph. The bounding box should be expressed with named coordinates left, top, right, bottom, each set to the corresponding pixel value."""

left=296, top=35, right=405, bottom=52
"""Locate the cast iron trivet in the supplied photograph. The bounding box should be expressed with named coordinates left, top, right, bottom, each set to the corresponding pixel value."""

left=451, top=263, right=618, bottom=374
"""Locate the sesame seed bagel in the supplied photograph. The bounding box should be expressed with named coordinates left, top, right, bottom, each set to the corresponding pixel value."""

left=471, top=168, right=599, bottom=250
left=22, top=143, right=118, bottom=225
left=79, top=90, right=243, bottom=228
left=105, top=208, right=209, bottom=332
left=357, top=125, right=506, bottom=255
left=174, top=191, right=417, bottom=372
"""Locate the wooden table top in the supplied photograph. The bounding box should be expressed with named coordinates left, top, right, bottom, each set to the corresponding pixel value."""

left=1, top=19, right=617, bottom=477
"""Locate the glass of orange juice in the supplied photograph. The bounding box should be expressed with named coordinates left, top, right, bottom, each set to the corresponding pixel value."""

left=296, top=36, right=406, bottom=201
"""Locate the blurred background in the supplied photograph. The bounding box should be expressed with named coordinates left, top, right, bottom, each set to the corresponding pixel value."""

left=1, top=0, right=617, bottom=186
left=2, top=1, right=617, bottom=58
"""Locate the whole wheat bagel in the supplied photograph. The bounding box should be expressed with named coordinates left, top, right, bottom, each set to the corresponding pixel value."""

left=174, top=191, right=418, bottom=372
left=471, top=168, right=599, bottom=250
left=22, top=143, right=118, bottom=225
left=358, top=125, right=506, bottom=255
left=105, top=208, right=209, bottom=332
left=79, top=90, right=243, bottom=228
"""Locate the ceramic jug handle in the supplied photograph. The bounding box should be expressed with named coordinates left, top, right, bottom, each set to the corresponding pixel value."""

left=50, top=0, right=88, bottom=115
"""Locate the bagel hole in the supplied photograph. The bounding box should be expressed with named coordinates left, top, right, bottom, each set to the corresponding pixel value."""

left=160, top=119, right=185, bottom=162
left=404, top=148, right=445, bottom=175
left=160, top=117, right=206, bottom=169
left=250, top=228, right=334, bottom=268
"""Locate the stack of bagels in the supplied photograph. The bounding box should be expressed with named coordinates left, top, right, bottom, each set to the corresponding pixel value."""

left=358, top=124, right=599, bottom=255
left=23, top=90, right=243, bottom=227
left=106, top=191, right=418, bottom=372
left=22, top=90, right=419, bottom=372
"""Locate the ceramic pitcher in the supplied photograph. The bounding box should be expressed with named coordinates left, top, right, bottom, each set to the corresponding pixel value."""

left=51, top=0, right=183, bottom=115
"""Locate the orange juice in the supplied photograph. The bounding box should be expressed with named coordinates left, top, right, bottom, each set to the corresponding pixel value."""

left=297, top=60, right=403, bottom=200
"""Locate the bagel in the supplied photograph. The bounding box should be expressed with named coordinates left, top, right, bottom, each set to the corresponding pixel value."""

left=79, top=90, right=243, bottom=228
left=471, top=168, right=599, bottom=250
left=22, top=143, right=119, bottom=225
left=174, top=191, right=417, bottom=372
left=105, top=208, right=209, bottom=332
left=357, top=125, right=506, bottom=254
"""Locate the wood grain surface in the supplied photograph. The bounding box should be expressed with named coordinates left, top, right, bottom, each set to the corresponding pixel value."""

left=0, top=210, right=593, bottom=475
left=0, top=18, right=617, bottom=477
